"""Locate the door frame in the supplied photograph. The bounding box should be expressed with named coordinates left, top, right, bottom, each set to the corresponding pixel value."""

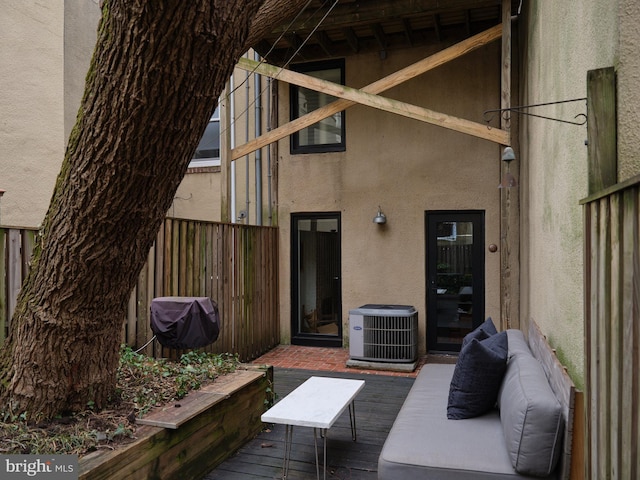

left=290, top=212, right=342, bottom=347
left=425, top=210, right=485, bottom=352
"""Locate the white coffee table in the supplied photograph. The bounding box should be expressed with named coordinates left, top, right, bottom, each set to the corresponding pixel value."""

left=261, top=376, right=366, bottom=480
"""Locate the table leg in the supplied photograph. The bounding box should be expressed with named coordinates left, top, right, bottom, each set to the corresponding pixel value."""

left=349, top=401, right=357, bottom=441
left=323, top=429, right=327, bottom=480
left=313, top=428, right=328, bottom=480
left=283, top=424, right=293, bottom=480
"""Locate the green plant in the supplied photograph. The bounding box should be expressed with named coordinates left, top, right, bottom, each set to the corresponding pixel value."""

left=0, top=345, right=239, bottom=456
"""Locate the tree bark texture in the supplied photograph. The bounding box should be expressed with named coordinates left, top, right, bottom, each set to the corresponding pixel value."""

left=0, top=0, right=296, bottom=420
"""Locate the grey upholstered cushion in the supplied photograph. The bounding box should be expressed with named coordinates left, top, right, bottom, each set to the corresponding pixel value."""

left=447, top=331, right=508, bottom=419
left=379, top=364, right=539, bottom=479
left=498, top=349, right=564, bottom=476
left=505, top=328, right=531, bottom=357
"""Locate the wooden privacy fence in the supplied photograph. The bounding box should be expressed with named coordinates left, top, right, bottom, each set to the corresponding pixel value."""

left=582, top=174, right=640, bottom=479
left=0, top=227, right=36, bottom=342
left=0, top=219, right=280, bottom=362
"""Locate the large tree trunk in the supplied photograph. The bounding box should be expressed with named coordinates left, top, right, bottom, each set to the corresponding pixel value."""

left=0, top=0, right=302, bottom=420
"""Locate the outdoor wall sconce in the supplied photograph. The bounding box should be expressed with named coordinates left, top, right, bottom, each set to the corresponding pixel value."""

left=373, top=206, right=387, bottom=224
left=498, top=147, right=518, bottom=189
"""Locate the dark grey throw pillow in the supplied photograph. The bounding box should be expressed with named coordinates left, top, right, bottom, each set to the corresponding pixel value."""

left=447, top=331, right=509, bottom=419
left=461, top=317, right=498, bottom=348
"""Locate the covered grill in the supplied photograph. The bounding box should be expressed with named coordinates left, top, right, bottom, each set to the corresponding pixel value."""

left=150, top=296, right=220, bottom=349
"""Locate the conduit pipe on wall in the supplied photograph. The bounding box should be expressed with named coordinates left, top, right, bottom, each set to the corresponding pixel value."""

left=254, top=51, right=263, bottom=225
left=230, top=73, right=237, bottom=224
left=267, top=77, right=273, bottom=226
left=243, top=55, right=250, bottom=224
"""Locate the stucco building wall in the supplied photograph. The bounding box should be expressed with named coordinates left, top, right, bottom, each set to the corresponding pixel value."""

left=276, top=42, right=504, bottom=352
left=0, top=0, right=101, bottom=228
left=519, top=0, right=620, bottom=388
left=0, top=1, right=66, bottom=227
left=618, top=0, right=640, bottom=180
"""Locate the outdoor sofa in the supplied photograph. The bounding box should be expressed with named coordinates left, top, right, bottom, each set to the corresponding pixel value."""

left=378, top=321, right=575, bottom=479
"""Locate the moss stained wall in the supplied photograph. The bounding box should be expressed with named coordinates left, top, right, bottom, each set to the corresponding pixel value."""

left=618, top=0, right=640, bottom=180
left=519, top=0, right=621, bottom=389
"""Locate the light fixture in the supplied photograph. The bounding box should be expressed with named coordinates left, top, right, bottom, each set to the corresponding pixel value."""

left=498, top=147, right=518, bottom=189
left=373, top=206, right=387, bottom=224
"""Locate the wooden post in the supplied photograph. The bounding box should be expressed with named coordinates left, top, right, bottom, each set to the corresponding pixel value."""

left=499, top=0, right=520, bottom=330
left=587, top=68, right=617, bottom=194
left=220, top=85, right=232, bottom=223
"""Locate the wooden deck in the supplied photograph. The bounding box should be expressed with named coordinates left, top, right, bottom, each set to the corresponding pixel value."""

left=201, top=367, right=415, bottom=479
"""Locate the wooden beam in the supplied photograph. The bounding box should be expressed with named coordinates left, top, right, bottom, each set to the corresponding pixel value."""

left=254, top=40, right=272, bottom=59
left=372, top=23, right=388, bottom=54
left=232, top=23, right=504, bottom=160
left=587, top=67, right=617, bottom=194
left=343, top=27, right=359, bottom=53
left=269, top=0, right=503, bottom=33
left=315, top=30, right=334, bottom=57
left=433, top=13, right=442, bottom=42
left=220, top=85, right=232, bottom=223
left=402, top=18, right=414, bottom=47
left=237, top=57, right=509, bottom=145
left=464, top=9, right=471, bottom=36
left=499, top=0, right=518, bottom=333
left=500, top=2, right=511, bottom=143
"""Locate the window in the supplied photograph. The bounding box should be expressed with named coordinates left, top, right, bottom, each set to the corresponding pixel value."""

left=190, top=105, right=220, bottom=167
left=290, top=59, right=345, bottom=154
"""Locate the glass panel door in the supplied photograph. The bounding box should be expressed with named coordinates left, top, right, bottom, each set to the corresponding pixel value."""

left=426, top=211, right=485, bottom=352
left=291, top=213, right=342, bottom=347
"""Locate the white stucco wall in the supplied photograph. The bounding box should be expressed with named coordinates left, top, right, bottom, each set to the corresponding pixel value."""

left=520, top=0, right=619, bottom=388
left=0, top=0, right=101, bottom=228
left=0, top=1, right=65, bottom=227
left=64, top=0, right=102, bottom=140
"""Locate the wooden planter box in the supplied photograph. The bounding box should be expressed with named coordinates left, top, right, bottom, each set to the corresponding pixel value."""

left=79, top=366, right=273, bottom=480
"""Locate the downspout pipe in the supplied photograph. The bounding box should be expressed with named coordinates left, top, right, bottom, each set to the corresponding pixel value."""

left=230, top=73, right=237, bottom=223
left=266, top=77, right=273, bottom=226
left=245, top=55, right=250, bottom=224
left=254, top=51, right=263, bottom=225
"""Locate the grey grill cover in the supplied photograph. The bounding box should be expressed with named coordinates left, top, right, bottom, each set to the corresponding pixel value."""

left=150, top=297, right=220, bottom=349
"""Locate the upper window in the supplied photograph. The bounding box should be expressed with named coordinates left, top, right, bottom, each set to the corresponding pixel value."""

left=290, top=59, right=345, bottom=154
left=190, top=105, right=220, bottom=167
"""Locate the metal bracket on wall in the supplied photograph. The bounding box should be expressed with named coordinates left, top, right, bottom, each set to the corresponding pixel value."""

left=483, top=97, right=588, bottom=126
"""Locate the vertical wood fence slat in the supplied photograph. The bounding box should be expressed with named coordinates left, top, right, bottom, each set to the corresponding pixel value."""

left=8, top=230, right=22, bottom=324
left=620, top=187, right=638, bottom=480
left=126, top=286, right=137, bottom=345
left=597, top=197, right=610, bottom=480
left=583, top=176, right=640, bottom=479
left=21, top=230, right=35, bottom=280
left=171, top=220, right=180, bottom=296
left=164, top=220, right=173, bottom=295
left=0, top=229, right=7, bottom=342
left=0, top=219, right=280, bottom=363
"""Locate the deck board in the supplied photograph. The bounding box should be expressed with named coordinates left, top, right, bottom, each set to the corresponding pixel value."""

left=201, top=368, right=415, bottom=479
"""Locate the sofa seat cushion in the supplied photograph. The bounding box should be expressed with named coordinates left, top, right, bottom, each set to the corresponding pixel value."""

left=498, top=341, right=564, bottom=477
left=378, top=364, right=550, bottom=479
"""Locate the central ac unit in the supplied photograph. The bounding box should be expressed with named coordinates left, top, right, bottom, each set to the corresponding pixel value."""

left=349, top=304, right=418, bottom=363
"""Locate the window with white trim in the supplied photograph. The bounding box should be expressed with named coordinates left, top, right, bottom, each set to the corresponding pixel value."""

left=190, top=105, right=220, bottom=167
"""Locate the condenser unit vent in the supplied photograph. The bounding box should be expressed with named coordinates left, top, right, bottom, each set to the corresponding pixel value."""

left=349, top=304, right=418, bottom=363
